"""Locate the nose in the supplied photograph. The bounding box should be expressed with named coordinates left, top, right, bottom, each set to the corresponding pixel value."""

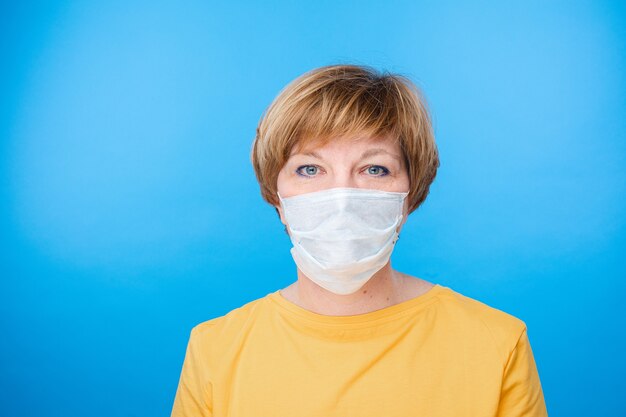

left=329, top=170, right=358, bottom=189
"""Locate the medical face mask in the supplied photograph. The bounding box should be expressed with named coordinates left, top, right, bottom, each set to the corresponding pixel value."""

left=279, top=187, right=408, bottom=295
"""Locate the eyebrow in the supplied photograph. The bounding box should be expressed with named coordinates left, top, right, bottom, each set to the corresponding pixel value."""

left=291, top=148, right=402, bottom=162
left=360, top=148, right=403, bottom=162
left=301, top=151, right=323, bottom=159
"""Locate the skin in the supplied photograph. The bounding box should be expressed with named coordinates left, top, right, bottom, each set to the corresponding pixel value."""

left=275, top=135, right=435, bottom=316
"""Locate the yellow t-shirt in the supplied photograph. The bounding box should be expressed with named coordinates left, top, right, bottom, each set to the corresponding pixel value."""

left=171, top=284, right=547, bottom=416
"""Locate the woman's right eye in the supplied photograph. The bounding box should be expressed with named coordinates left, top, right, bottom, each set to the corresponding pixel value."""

left=296, top=165, right=319, bottom=177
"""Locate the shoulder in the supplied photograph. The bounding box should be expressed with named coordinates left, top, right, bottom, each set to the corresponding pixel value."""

left=434, top=285, right=528, bottom=360
left=188, top=294, right=271, bottom=346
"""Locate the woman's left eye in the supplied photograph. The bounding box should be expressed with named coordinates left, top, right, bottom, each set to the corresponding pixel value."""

left=365, top=165, right=390, bottom=176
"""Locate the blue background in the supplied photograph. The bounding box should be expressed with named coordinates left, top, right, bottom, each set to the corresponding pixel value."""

left=1, top=1, right=624, bottom=416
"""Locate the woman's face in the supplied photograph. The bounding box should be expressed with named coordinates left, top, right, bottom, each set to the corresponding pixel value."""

left=275, top=135, right=410, bottom=218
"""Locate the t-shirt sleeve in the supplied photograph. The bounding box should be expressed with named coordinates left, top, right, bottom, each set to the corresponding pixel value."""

left=497, top=327, right=548, bottom=417
left=170, top=326, right=213, bottom=417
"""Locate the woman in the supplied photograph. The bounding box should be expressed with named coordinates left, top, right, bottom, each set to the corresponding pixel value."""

left=171, top=65, right=548, bottom=416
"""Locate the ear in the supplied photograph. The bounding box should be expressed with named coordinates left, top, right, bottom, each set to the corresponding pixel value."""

left=399, top=212, right=409, bottom=230
left=274, top=204, right=287, bottom=226
left=397, top=199, right=411, bottom=232
left=274, top=204, right=292, bottom=237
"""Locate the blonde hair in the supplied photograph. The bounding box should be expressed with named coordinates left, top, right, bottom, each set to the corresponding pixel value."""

left=252, top=64, right=439, bottom=213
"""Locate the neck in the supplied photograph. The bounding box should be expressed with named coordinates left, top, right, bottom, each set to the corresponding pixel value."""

left=283, top=262, right=407, bottom=316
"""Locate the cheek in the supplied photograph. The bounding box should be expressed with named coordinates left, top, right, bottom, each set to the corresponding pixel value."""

left=401, top=174, right=411, bottom=190
left=384, top=170, right=410, bottom=193
left=398, top=166, right=410, bottom=189
left=276, top=168, right=293, bottom=198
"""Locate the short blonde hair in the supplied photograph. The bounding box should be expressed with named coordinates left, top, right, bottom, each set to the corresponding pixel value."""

left=252, top=64, right=439, bottom=213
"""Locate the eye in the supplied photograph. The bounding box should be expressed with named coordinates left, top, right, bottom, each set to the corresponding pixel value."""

left=296, top=165, right=320, bottom=177
left=365, top=165, right=390, bottom=176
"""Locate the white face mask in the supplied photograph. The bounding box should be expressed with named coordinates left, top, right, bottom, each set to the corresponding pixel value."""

left=279, top=187, right=408, bottom=295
